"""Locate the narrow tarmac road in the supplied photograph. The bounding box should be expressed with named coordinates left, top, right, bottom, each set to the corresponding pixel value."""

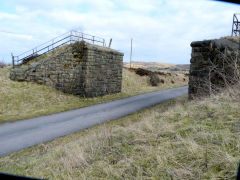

left=0, top=86, right=188, bottom=156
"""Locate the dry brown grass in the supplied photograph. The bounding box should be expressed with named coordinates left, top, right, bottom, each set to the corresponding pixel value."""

left=0, top=67, right=187, bottom=123
left=221, top=36, right=239, bottom=44
left=0, top=85, right=239, bottom=179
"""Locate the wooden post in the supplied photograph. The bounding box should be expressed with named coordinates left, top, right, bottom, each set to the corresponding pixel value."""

left=130, top=38, right=133, bottom=69
left=11, top=53, right=14, bottom=68
left=108, top=38, right=112, bottom=48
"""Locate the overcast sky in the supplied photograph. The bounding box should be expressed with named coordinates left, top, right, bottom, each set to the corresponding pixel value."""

left=0, top=0, right=239, bottom=64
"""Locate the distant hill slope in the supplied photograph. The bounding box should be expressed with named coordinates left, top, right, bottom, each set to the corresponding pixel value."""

left=124, top=61, right=176, bottom=68
left=124, top=61, right=189, bottom=71
left=175, top=64, right=190, bottom=71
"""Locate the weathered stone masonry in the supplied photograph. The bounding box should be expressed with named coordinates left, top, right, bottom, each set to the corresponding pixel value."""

left=189, top=38, right=240, bottom=99
left=10, top=41, right=124, bottom=97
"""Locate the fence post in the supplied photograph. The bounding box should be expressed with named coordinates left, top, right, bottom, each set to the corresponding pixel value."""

left=93, top=36, right=95, bottom=44
left=11, top=53, right=15, bottom=68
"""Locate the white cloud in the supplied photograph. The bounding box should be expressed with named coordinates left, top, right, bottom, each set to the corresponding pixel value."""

left=0, top=12, right=18, bottom=20
left=0, top=31, right=34, bottom=40
left=115, top=0, right=160, bottom=13
left=7, top=0, right=83, bottom=10
left=0, top=0, right=239, bottom=64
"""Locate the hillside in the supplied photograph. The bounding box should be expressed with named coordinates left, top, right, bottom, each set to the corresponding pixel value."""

left=0, top=67, right=188, bottom=123
left=124, top=61, right=190, bottom=71
left=124, top=61, right=176, bottom=69
left=0, top=85, right=239, bottom=179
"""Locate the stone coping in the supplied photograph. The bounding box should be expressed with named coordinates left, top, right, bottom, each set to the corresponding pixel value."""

left=191, top=39, right=239, bottom=51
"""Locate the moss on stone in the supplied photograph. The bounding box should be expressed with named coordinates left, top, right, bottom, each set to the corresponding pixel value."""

left=71, top=41, right=85, bottom=62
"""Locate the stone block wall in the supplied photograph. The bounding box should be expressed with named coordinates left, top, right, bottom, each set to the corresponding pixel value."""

left=189, top=38, right=240, bottom=99
left=10, top=41, right=124, bottom=97
left=83, top=44, right=123, bottom=97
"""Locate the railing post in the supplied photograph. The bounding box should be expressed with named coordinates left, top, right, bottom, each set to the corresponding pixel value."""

left=93, top=36, right=95, bottom=44
left=70, top=31, right=72, bottom=44
left=108, top=38, right=112, bottom=48
left=11, top=53, right=15, bottom=68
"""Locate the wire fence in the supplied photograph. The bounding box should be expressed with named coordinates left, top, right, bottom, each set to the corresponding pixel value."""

left=12, top=30, right=106, bottom=66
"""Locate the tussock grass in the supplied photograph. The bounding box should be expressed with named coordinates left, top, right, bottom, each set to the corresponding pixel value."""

left=0, top=67, right=187, bottom=123
left=0, top=86, right=239, bottom=179
left=221, top=36, right=239, bottom=44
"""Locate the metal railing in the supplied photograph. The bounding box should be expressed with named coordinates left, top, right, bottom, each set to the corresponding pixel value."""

left=12, top=30, right=106, bottom=66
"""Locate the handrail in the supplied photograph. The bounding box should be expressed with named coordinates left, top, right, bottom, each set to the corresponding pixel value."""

left=12, top=30, right=106, bottom=66
left=16, top=35, right=72, bottom=63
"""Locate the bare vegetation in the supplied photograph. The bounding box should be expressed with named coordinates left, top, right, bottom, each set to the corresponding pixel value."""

left=190, top=43, right=240, bottom=99
left=208, top=48, right=240, bottom=93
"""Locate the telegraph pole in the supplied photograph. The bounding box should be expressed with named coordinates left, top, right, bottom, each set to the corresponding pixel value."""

left=130, top=38, right=133, bottom=69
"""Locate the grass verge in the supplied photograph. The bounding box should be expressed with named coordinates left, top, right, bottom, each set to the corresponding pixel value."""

left=0, top=86, right=239, bottom=179
left=0, top=67, right=187, bottom=123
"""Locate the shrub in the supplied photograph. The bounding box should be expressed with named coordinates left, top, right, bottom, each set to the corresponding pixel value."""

left=208, top=48, right=240, bottom=94
left=0, top=61, right=6, bottom=68
left=149, top=74, right=160, bottom=86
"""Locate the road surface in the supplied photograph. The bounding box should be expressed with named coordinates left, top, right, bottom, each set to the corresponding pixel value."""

left=0, top=86, right=188, bottom=156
